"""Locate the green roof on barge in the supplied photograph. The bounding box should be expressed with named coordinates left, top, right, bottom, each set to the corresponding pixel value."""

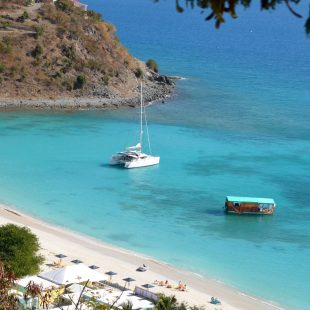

left=226, top=196, right=275, bottom=204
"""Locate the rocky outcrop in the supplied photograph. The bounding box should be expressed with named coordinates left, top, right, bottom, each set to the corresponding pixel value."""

left=0, top=69, right=174, bottom=110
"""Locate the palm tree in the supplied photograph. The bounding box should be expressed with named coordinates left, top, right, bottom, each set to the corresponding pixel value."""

left=121, top=300, right=134, bottom=310
left=156, top=294, right=179, bottom=310
left=86, top=298, right=112, bottom=310
left=190, top=306, right=206, bottom=310
left=178, top=302, right=188, bottom=310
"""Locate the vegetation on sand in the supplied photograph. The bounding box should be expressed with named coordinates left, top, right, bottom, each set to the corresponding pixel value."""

left=0, top=224, right=43, bottom=277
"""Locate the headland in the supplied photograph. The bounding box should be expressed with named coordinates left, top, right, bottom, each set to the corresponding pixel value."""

left=0, top=1, right=174, bottom=110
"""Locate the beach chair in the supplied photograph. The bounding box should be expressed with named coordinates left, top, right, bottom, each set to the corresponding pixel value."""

left=53, top=261, right=65, bottom=268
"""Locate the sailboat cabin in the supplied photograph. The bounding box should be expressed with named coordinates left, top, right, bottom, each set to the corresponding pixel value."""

left=225, top=196, right=276, bottom=215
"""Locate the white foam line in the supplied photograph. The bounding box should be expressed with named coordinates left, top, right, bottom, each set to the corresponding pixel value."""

left=193, top=272, right=203, bottom=278
left=238, top=291, right=285, bottom=310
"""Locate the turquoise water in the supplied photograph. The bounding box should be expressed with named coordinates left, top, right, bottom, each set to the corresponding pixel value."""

left=0, top=1, right=309, bottom=309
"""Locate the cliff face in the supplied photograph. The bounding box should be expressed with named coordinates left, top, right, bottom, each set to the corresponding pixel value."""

left=0, top=0, right=174, bottom=106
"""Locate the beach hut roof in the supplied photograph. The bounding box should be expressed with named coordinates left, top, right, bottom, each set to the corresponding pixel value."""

left=38, top=264, right=106, bottom=285
left=226, top=196, right=275, bottom=204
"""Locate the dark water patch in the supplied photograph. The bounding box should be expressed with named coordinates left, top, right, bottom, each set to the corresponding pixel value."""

left=205, top=209, right=226, bottom=216
left=119, top=203, right=143, bottom=213
left=222, top=153, right=310, bottom=166
left=49, top=208, right=67, bottom=216
left=186, top=150, right=310, bottom=179
left=117, top=184, right=230, bottom=239
left=269, top=176, right=310, bottom=209
left=44, top=199, right=60, bottom=206
left=271, top=246, right=286, bottom=253
left=186, top=156, right=258, bottom=176
left=106, top=233, right=133, bottom=243
left=93, top=186, right=111, bottom=191
left=90, top=225, right=105, bottom=232
left=119, top=183, right=215, bottom=218
left=74, top=218, right=86, bottom=225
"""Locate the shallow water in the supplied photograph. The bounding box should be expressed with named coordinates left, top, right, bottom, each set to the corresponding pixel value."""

left=0, top=1, right=309, bottom=309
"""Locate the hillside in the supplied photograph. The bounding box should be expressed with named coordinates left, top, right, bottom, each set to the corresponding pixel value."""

left=0, top=0, right=174, bottom=108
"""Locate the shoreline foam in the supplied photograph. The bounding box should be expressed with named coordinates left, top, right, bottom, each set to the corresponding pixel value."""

left=0, top=205, right=289, bottom=310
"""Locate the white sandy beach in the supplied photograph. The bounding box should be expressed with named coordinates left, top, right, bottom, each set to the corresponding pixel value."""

left=0, top=205, right=288, bottom=310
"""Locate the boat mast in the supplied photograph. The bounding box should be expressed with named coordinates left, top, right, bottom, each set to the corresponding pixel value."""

left=139, top=81, right=143, bottom=150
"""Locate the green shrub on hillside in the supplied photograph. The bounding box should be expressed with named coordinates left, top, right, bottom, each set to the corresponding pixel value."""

left=0, top=36, right=13, bottom=54
left=146, top=59, right=159, bottom=73
left=74, top=74, right=86, bottom=89
left=9, top=65, right=18, bottom=77
left=55, top=0, right=74, bottom=13
left=32, top=43, right=43, bottom=58
left=87, top=59, right=103, bottom=71
left=87, top=10, right=102, bottom=23
left=135, top=68, right=144, bottom=78
left=0, top=20, right=12, bottom=28
left=34, top=25, right=44, bottom=38
left=0, top=224, right=43, bottom=277
left=0, top=63, right=5, bottom=73
left=62, top=45, right=76, bottom=62
left=17, top=11, right=29, bottom=23
left=102, top=75, right=109, bottom=85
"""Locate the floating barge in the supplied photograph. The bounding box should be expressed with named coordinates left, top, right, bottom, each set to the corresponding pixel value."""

left=225, top=196, right=276, bottom=215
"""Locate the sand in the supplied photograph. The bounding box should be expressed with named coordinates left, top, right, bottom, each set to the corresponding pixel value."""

left=0, top=206, right=288, bottom=310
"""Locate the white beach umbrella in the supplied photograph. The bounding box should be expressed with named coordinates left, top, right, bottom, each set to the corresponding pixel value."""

left=17, top=276, right=59, bottom=290
left=38, top=264, right=106, bottom=285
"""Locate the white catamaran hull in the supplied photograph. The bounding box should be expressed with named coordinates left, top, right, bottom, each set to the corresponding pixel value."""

left=125, top=156, right=160, bottom=169
left=110, top=155, right=160, bottom=168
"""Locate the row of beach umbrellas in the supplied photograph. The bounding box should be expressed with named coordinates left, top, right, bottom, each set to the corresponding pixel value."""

left=55, top=254, right=154, bottom=290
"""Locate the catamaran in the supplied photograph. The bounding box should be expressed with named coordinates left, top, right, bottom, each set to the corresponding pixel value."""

left=110, top=82, right=160, bottom=169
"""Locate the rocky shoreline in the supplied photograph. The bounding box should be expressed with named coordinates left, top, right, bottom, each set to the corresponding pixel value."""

left=0, top=74, right=175, bottom=110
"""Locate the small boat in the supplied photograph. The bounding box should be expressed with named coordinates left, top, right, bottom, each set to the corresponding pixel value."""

left=110, top=82, right=160, bottom=169
left=224, top=196, right=276, bottom=215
